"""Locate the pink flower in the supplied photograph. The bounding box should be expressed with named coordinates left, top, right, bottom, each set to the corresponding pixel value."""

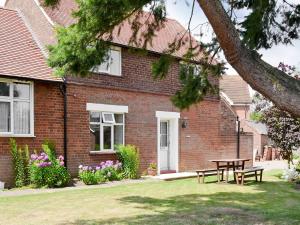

left=59, top=161, right=64, bottom=166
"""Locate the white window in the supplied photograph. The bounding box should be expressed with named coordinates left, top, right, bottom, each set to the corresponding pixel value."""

left=89, top=112, right=124, bottom=152
left=92, top=47, right=122, bottom=76
left=0, top=79, right=34, bottom=136
left=180, top=62, right=202, bottom=76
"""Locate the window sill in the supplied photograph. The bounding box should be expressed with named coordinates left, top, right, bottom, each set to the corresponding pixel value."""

left=92, top=71, right=122, bottom=77
left=0, top=134, right=35, bottom=138
left=89, top=150, right=117, bottom=155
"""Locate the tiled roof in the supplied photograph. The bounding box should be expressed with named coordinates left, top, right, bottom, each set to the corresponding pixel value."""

left=0, top=8, right=60, bottom=82
left=220, top=75, right=252, bottom=104
left=39, top=0, right=202, bottom=60
left=245, top=120, right=268, bottom=135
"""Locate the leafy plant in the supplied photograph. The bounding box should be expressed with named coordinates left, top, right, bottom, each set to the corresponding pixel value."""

left=148, top=162, right=157, bottom=170
left=9, top=139, right=30, bottom=187
left=30, top=149, right=70, bottom=188
left=78, top=161, right=122, bottom=185
left=78, top=167, right=100, bottom=185
left=116, top=145, right=140, bottom=179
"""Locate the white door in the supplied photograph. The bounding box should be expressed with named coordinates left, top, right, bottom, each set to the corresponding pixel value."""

left=160, top=121, right=169, bottom=170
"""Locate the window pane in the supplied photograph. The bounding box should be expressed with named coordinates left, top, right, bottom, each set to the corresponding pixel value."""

left=14, top=102, right=30, bottom=134
left=115, top=114, right=123, bottom=123
left=0, top=102, right=10, bottom=132
left=0, top=82, right=10, bottom=97
left=13, top=83, right=30, bottom=99
left=90, top=124, right=100, bottom=151
left=90, top=112, right=100, bottom=123
left=160, top=134, right=168, bottom=147
left=102, top=112, right=115, bottom=123
left=110, top=49, right=121, bottom=75
left=160, top=122, right=168, bottom=135
left=103, top=126, right=112, bottom=150
left=114, top=125, right=123, bottom=145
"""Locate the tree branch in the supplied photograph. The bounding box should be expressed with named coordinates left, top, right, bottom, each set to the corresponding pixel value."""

left=198, top=0, right=300, bottom=117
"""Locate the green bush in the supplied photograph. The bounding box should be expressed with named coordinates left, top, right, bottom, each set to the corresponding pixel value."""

left=78, top=166, right=106, bottom=185
left=30, top=144, right=70, bottom=188
left=116, top=145, right=140, bottom=179
left=296, top=161, right=300, bottom=173
left=9, top=139, right=30, bottom=187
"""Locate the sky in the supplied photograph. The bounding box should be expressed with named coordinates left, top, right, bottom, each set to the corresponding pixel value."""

left=164, top=0, right=300, bottom=74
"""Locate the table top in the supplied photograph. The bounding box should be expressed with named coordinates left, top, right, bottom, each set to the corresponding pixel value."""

left=209, top=158, right=251, bottom=163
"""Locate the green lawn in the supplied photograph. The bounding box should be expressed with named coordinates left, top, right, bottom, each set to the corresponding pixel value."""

left=0, top=170, right=299, bottom=225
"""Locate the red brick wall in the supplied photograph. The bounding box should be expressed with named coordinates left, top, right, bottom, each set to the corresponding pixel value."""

left=68, top=48, right=219, bottom=98
left=0, top=80, right=64, bottom=186
left=65, top=83, right=253, bottom=176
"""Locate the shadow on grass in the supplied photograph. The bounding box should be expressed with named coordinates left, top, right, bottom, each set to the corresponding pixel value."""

left=62, top=180, right=300, bottom=225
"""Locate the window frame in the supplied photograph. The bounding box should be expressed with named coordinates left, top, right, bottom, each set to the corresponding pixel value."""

left=93, top=46, right=122, bottom=76
left=0, top=78, right=34, bottom=137
left=89, top=112, right=125, bottom=153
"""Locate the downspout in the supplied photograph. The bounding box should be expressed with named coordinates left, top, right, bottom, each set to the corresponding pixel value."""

left=236, top=116, right=240, bottom=159
left=59, top=77, right=68, bottom=168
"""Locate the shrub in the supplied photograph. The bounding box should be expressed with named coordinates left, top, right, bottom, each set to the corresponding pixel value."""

left=116, top=145, right=140, bottom=179
left=282, top=168, right=299, bottom=182
left=296, top=161, right=300, bottom=173
left=97, top=160, right=122, bottom=181
left=30, top=147, right=70, bottom=188
left=9, top=139, right=30, bottom=187
left=78, top=161, right=122, bottom=185
left=78, top=166, right=100, bottom=185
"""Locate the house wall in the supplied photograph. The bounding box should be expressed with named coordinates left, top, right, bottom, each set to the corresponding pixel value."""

left=65, top=82, right=253, bottom=176
left=0, top=80, right=64, bottom=186
left=233, top=105, right=250, bottom=121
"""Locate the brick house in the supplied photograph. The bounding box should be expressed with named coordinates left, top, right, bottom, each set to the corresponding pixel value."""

left=220, top=75, right=252, bottom=121
left=220, top=75, right=270, bottom=160
left=0, top=1, right=253, bottom=186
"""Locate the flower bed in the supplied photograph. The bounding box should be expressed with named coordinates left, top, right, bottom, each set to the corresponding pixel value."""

left=78, top=160, right=122, bottom=185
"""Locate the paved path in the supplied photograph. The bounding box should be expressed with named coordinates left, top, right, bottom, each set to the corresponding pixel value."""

left=0, top=178, right=156, bottom=197
left=254, top=160, right=288, bottom=171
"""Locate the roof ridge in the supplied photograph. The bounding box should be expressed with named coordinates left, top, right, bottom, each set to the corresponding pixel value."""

left=16, top=9, right=49, bottom=58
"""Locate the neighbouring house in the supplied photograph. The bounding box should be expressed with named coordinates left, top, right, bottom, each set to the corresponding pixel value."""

left=242, top=120, right=269, bottom=160
left=220, top=75, right=271, bottom=161
left=0, top=0, right=253, bottom=186
left=220, top=75, right=252, bottom=121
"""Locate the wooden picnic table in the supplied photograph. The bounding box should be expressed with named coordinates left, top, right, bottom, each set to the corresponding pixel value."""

left=209, top=158, right=251, bottom=183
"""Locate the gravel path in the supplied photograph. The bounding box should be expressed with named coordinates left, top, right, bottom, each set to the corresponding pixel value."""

left=0, top=178, right=158, bottom=197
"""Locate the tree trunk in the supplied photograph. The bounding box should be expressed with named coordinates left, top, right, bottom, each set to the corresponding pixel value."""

left=198, top=0, right=300, bottom=117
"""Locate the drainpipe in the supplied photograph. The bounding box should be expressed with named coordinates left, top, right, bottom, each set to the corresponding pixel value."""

left=59, top=77, right=68, bottom=168
left=236, top=116, right=240, bottom=159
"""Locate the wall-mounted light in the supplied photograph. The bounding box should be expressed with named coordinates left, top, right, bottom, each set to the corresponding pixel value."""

left=181, top=117, right=188, bottom=128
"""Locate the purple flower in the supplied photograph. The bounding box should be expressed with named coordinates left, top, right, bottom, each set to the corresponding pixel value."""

left=37, top=155, right=44, bottom=160
left=58, top=155, right=64, bottom=161
left=31, top=154, right=38, bottom=160
left=95, top=166, right=101, bottom=171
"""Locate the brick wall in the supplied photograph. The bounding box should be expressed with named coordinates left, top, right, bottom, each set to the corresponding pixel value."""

left=68, top=48, right=219, bottom=98
left=0, top=80, right=64, bottom=186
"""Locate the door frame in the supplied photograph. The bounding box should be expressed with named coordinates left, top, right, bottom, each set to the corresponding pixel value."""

left=156, top=111, right=180, bottom=175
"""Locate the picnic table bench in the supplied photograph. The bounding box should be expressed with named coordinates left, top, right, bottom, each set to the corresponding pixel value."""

left=196, top=168, right=225, bottom=183
left=234, top=167, right=264, bottom=185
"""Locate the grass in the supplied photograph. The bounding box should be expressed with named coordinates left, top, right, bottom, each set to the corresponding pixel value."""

left=0, top=170, right=299, bottom=225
